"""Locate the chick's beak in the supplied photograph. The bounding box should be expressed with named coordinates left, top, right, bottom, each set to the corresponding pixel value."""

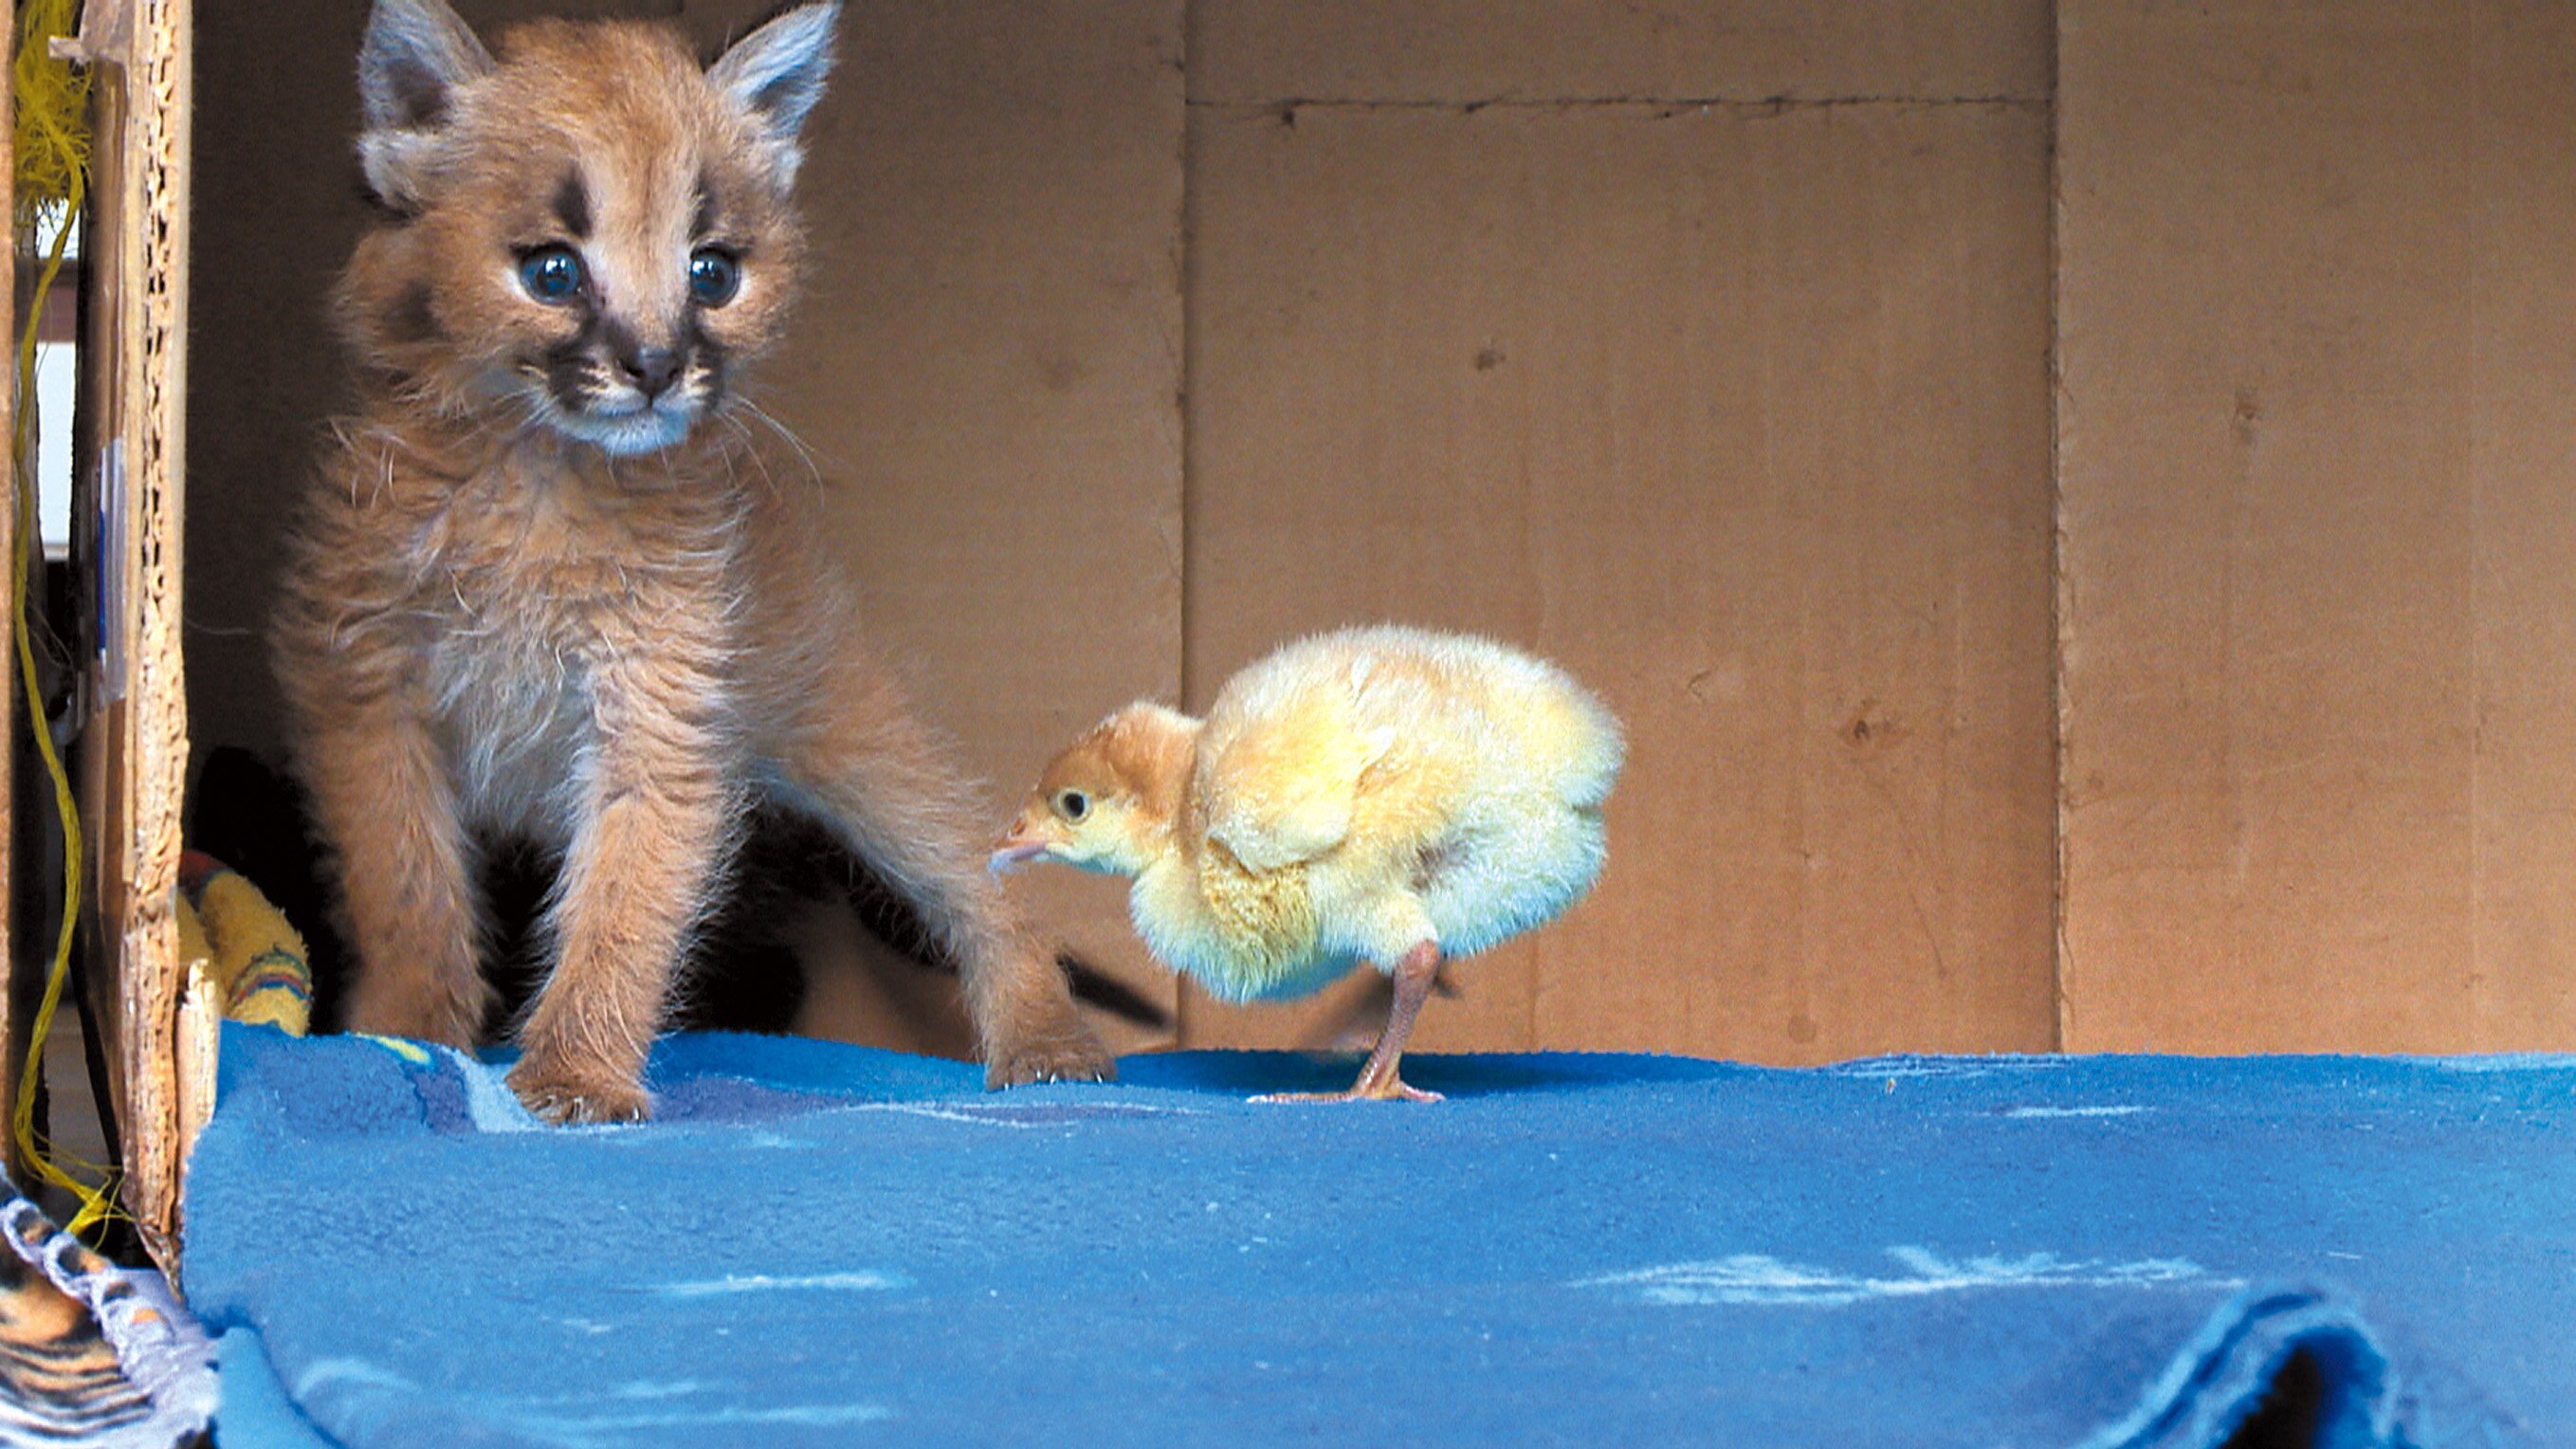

left=989, top=812, right=1052, bottom=873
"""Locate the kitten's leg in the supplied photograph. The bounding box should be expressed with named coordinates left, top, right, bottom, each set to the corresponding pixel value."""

left=304, top=706, right=492, bottom=1049
left=772, top=676, right=1111, bottom=1088
left=506, top=670, right=739, bottom=1125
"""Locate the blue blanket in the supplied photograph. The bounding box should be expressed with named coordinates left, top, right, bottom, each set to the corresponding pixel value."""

left=183, top=1027, right=2576, bottom=1446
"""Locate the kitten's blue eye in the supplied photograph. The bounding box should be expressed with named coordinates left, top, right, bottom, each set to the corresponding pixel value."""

left=519, top=246, right=586, bottom=304
left=688, top=248, right=741, bottom=307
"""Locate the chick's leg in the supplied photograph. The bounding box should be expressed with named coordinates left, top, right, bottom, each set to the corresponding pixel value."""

left=1346, top=942, right=1444, bottom=1101
left=1257, top=942, right=1445, bottom=1104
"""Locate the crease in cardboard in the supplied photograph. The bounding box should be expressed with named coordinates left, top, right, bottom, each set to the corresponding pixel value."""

left=1193, top=94, right=2049, bottom=117
left=2048, top=0, right=2074, bottom=1056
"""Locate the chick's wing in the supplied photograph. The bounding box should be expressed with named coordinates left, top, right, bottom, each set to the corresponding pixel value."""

left=1200, top=680, right=1396, bottom=874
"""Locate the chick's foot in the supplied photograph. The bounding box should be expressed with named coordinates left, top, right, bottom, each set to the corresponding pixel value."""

left=1256, top=942, right=1446, bottom=1104
left=1251, top=1080, right=1444, bottom=1105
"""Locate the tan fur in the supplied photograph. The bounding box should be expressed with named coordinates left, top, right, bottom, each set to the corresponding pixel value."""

left=272, top=2, right=1107, bottom=1123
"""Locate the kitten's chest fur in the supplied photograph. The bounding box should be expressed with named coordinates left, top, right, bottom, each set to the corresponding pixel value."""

left=400, top=444, right=745, bottom=831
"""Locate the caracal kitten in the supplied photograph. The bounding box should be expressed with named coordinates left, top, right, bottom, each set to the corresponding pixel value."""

left=271, top=0, right=1111, bottom=1122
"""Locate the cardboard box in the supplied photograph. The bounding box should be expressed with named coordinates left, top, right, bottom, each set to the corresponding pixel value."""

left=2057, top=0, right=2576, bottom=1052
left=1179, top=5, right=2058, bottom=1061
left=53, top=0, right=192, bottom=1267
left=30, top=0, right=2572, bottom=1271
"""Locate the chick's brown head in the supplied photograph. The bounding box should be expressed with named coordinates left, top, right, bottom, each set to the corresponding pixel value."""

left=991, top=706, right=1184, bottom=877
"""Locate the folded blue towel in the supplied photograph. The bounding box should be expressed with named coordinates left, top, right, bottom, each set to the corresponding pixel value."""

left=184, top=1028, right=2574, bottom=1446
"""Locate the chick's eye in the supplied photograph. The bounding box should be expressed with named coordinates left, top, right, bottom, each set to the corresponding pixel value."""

left=1054, top=790, right=1089, bottom=822
left=688, top=248, right=741, bottom=306
left=518, top=246, right=586, bottom=304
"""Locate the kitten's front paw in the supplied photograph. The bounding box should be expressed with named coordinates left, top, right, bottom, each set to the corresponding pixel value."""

left=507, top=1055, right=653, bottom=1125
left=984, top=1025, right=1116, bottom=1089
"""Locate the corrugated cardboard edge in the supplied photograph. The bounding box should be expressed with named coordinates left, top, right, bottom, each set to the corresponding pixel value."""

left=71, top=0, right=191, bottom=1274
left=174, top=963, right=214, bottom=1177
left=119, top=0, right=190, bottom=1275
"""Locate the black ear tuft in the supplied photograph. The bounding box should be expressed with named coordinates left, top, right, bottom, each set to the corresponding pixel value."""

left=372, top=43, right=456, bottom=129
left=356, top=0, right=494, bottom=206
left=707, top=3, right=841, bottom=183
left=358, top=0, right=493, bottom=130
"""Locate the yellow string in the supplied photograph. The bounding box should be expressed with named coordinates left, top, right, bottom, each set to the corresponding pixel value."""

left=11, top=0, right=88, bottom=231
left=9, top=0, right=119, bottom=1238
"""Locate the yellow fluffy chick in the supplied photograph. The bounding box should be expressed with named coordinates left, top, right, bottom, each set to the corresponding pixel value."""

left=993, top=625, right=1623, bottom=1102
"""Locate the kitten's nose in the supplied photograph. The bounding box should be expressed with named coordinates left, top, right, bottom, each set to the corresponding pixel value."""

left=619, top=346, right=684, bottom=399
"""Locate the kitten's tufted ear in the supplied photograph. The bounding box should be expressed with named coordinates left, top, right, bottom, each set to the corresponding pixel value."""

left=356, top=0, right=494, bottom=209
left=708, top=3, right=840, bottom=185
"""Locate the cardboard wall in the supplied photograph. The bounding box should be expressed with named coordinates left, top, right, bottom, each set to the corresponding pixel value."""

left=2057, top=0, right=2576, bottom=1052
left=185, top=0, right=371, bottom=773
left=1178, top=3, right=2060, bottom=1060
left=179, top=0, right=2576, bottom=1068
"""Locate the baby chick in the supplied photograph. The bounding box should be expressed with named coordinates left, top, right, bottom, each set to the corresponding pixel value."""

left=993, top=625, right=1623, bottom=1102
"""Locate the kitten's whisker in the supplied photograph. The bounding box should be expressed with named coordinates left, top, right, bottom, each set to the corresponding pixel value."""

left=714, top=413, right=784, bottom=504
left=736, top=398, right=824, bottom=489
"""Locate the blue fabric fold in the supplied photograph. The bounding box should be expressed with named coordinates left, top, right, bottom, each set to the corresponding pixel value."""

left=2081, top=1288, right=2395, bottom=1449
left=185, top=1028, right=2573, bottom=1447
